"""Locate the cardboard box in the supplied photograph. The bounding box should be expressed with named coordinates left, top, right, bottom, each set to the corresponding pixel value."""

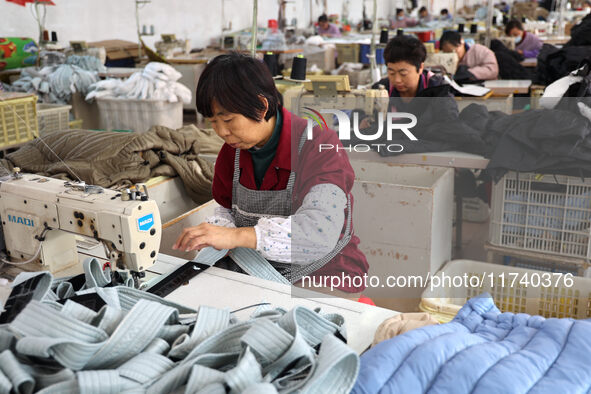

left=88, top=40, right=139, bottom=61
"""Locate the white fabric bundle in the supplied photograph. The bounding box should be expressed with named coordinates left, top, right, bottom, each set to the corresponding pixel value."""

left=86, top=62, right=192, bottom=104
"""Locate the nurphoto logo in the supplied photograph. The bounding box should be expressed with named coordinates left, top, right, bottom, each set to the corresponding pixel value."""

left=303, top=109, right=418, bottom=153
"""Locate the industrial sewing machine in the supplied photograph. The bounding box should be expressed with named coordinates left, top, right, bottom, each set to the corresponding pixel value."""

left=282, top=75, right=389, bottom=119
left=0, top=170, right=161, bottom=276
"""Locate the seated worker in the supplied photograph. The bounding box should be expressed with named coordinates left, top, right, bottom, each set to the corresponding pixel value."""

left=317, top=14, right=341, bottom=37
left=391, top=8, right=418, bottom=29
left=174, top=52, right=368, bottom=294
left=372, top=35, right=448, bottom=99
left=418, top=7, right=432, bottom=24
left=505, top=19, right=542, bottom=58
left=440, top=30, right=499, bottom=81
left=358, top=35, right=454, bottom=129
left=439, top=8, right=453, bottom=21
left=354, top=36, right=472, bottom=155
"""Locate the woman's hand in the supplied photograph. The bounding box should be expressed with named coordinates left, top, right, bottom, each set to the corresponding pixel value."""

left=173, top=223, right=256, bottom=252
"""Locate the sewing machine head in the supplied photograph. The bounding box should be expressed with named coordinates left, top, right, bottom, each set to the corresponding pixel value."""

left=0, top=172, right=161, bottom=275
left=283, top=74, right=389, bottom=118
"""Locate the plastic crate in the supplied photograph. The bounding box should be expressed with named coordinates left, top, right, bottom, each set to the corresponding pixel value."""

left=37, top=103, right=71, bottom=135
left=96, top=98, right=182, bottom=133
left=420, top=260, right=591, bottom=323
left=485, top=242, right=585, bottom=276
left=336, top=43, right=360, bottom=64
left=490, top=172, right=591, bottom=259
left=0, top=93, right=38, bottom=149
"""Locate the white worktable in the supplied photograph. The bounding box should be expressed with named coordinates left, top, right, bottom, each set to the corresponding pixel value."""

left=0, top=253, right=399, bottom=354
left=484, top=79, right=532, bottom=95
left=348, top=150, right=489, bottom=170
left=148, top=254, right=399, bottom=354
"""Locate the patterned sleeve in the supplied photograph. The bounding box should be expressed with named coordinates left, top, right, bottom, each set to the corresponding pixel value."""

left=206, top=206, right=236, bottom=228
left=254, top=183, right=346, bottom=264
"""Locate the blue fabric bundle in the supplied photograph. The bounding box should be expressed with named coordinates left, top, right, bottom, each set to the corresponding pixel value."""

left=353, top=294, right=591, bottom=394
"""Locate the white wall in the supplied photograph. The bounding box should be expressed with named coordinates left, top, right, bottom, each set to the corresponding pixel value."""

left=1, top=0, right=395, bottom=50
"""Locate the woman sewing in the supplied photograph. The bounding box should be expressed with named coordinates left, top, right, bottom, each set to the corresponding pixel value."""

left=173, top=52, right=368, bottom=294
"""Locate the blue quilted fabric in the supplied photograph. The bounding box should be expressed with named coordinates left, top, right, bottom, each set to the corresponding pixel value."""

left=353, top=294, right=591, bottom=394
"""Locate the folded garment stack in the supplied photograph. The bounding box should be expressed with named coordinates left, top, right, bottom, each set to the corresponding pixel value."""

left=8, top=55, right=104, bottom=104
left=85, top=62, right=191, bottom=104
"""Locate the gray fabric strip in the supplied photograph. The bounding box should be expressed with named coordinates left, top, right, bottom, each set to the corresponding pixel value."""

left=118, top=353, right=174, bottom=384
left=24, top=367, right=75, bottom=392
left=184, top=365, right=224, bottom=394
left=0, top=369, right=11, bottom=394
left=143, top=338, right=170, bottom=355
left=0, top=330, right=14, bottom=352
left=36, top=380, right=79, bottom=394
left=229, top=248, right=291, bottom=285
left=168, top=306, right=229, bottom=359
left=61, top=301, right=98, bottom=325
left=83, top=258, right=111, bottom=289
left=300, top=334, right=359, bottom=394
left=224, top=349, right=262, bottom=393
left=84, top=299, right=178, bottom=369
left=0, top=350, right=35, bottom=394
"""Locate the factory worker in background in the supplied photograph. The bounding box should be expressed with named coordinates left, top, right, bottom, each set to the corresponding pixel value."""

left=505, top=19, right=543, bottom=58
left=317, top=14, right=342, bottom=37
left=440, top=30, right=499, bottom=81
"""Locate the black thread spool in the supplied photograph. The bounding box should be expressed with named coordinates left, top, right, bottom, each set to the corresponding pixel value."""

left=380, top=29, right=389, bottom=44
left=458, top=23, right=465, bottom=33
left=290, top=55, right=307, bottom=81
left=263, top=52, right=278, bottom=77
left=396, top=28, right=404, bottom=36
left=51, top=31, right=58, bottom=42
left=470, top=24, right=478, bottom=34
left=492, top=16, right=497, bottom=25
left=521, top=16, right=526, bottom=23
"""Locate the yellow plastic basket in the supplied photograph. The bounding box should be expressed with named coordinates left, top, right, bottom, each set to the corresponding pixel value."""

left=0, top=93, right=38, bottom=149
left=420, top=260, right=591, bottom=323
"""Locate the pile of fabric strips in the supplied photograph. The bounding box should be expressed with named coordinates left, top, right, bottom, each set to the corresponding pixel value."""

left=8, top=55, right=104, bottom=104
left=85, top=62, right=191, bottom=104
left=0, top=259, right=359, bottom=393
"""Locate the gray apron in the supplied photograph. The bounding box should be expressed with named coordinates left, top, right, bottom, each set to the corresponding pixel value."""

left=230, top=131, right=353, bottom=283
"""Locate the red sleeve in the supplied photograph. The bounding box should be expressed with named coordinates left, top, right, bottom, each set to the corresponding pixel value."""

left=293, top=126, right=355, bottom=209
left=212, top=144, right=234, bottom=209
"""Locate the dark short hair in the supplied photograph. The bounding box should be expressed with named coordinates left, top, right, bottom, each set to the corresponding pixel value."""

left=396, top=8, right=404, bottom=15
left=318, top=14, right=328, bottom=23
left=505, top=19, right=524, bottom=35
left=419, top=6, right=427, bottom=13
left=440, top=8, right=449, bottom=14
left=196, top=52, right=280, bottom=122
left=440, top=30, right=462, bottom=47
left=383, top=35, right=427, bottom=71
